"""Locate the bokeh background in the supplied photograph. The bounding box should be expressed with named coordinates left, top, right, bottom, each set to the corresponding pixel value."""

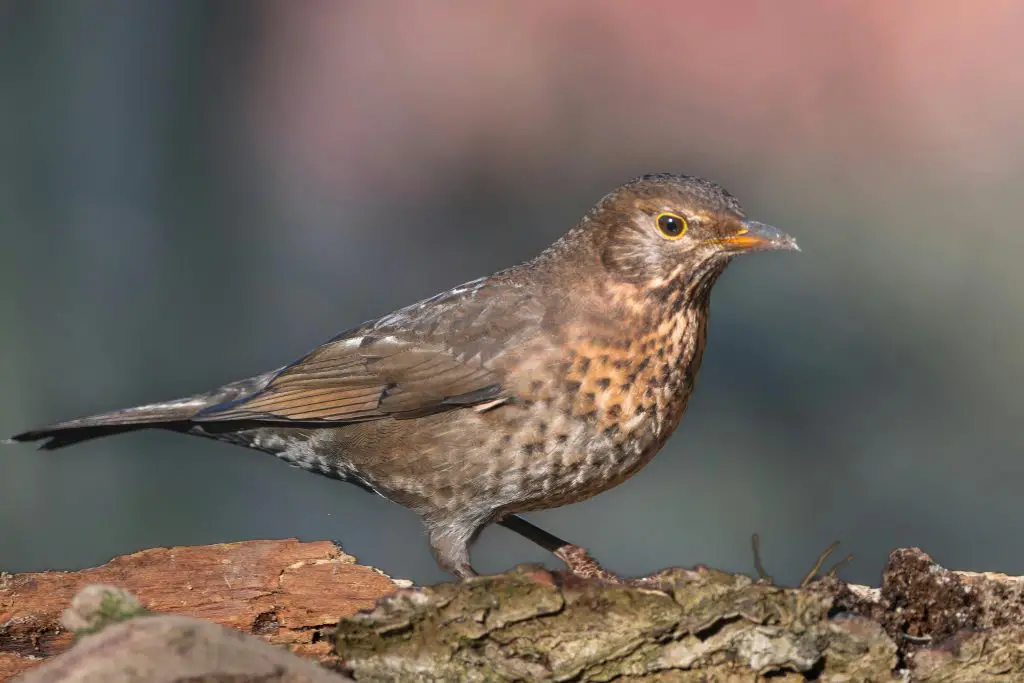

left=3, top=0, right=1024, bottom=587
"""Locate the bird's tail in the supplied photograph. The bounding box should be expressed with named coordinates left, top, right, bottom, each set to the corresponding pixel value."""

left=8, top=397, right=214, bottom=450
left=8, top=369, right=281, bottom=451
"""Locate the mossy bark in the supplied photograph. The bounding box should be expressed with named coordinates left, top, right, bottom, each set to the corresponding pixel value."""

left=334, top=565, right=898, bottom=681
left=5, top=544, right=1024, bottom=682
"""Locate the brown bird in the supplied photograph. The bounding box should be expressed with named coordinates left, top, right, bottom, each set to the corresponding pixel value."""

left=10, top=174, right=798, bottom=579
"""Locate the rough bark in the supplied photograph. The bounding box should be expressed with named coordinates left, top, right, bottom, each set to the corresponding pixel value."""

left=0, top=539, right=402, bottom=680
left=334, top=553, right=1024, bottom=682
left=4, top=542, right=1024, bottom=682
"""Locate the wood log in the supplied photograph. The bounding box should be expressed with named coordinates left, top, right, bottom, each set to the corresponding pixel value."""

left=333, top=552, right=1024, bottom=681
left=0, top=539, right=402, bottom=680
left=4, top=541, right=1024, bottom=681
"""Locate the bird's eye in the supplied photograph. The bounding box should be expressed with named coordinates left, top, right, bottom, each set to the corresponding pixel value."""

left=656, top=213, right=688, bottom=240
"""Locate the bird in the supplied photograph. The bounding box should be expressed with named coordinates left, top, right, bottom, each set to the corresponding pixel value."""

left=9, top=173, right=798, bottom=579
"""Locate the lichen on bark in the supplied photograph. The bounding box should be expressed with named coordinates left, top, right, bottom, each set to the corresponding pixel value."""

left=333, top=564, right=899, bottom=681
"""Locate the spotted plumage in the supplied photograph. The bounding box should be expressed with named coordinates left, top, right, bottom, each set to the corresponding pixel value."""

left=10, top=173, right=798, bottom=578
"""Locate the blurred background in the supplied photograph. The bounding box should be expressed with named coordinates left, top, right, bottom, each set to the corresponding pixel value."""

left=2, top=0, right=1024, bottom=587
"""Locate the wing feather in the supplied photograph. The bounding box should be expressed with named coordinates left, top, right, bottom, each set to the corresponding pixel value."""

left=192, top=275, right=545, bottom=424
left=194, top=334, right=505, bottom=423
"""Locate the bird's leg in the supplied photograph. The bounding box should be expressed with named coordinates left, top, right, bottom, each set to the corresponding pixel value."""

left=428, top=522, right=478, bottom=579
left=499, top=514, right=623, bottom=583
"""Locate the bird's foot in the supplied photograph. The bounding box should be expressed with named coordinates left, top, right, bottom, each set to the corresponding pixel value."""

left=553, top=543, right=624, bottom=583
left=496, top=514, right=626, bottom=583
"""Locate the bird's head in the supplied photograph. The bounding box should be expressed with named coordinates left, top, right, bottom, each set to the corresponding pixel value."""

left=563, top=174, right=798, bottom=292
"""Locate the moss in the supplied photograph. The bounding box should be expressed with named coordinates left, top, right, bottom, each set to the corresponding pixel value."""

left=62, top=585, right=150, bottom=637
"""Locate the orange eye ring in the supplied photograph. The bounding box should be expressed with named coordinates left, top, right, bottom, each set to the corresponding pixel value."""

left=656, top=212, right=688, bottom=240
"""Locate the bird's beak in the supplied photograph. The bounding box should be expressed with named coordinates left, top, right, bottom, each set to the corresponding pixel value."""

left=717, top=220, right=800, bottom=252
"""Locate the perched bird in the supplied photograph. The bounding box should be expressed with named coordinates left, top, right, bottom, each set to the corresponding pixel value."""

left=10, top=174, right=798, bottom=578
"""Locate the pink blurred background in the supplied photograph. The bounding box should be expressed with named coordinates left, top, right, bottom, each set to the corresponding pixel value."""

left=253, top=1, right=1024, bottom=191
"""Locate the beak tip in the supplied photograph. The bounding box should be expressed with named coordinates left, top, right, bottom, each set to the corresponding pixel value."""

left=736, top=220, right=800, bottom=253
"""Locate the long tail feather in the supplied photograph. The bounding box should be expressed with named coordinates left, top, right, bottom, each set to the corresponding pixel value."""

left=8, top=369, right=282, bottom=451
left=9, top=397, right=212, bottom=450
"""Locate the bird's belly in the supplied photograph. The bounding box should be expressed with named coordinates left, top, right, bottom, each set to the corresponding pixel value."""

left=498, top=401, right=689, bottom=512
left=325, top=405, right=669, bottom=517
left=497, top=345, right=701, bottom=510
left=510, top=438, right=658, bottom=511
left=446, top=398, right=675, bottom=515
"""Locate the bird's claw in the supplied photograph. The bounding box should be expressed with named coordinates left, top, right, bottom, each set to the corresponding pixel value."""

left=553, top=543, right=624, bottom=584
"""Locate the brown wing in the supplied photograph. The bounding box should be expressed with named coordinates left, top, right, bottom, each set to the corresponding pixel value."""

left=194, top=334, right=504, bottom=423
left=193, top=271, right=552, bottom=424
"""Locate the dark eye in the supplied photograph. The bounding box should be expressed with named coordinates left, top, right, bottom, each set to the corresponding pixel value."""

left=656, top=213, right=688, bottom=240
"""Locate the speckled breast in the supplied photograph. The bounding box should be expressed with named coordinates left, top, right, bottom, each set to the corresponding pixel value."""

left=494, top=304, right=710, bottom=512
